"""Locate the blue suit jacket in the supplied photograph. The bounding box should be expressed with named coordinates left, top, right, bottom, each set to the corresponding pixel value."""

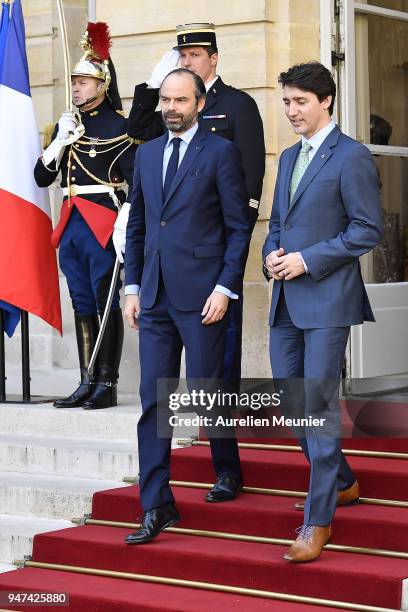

left=125, top=125, right=251, bottom=310
left=262, top=126, right=383, bottom=329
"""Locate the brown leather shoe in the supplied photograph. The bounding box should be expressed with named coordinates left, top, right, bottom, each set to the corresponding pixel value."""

left=294, top=480, right=359, bottom=511
left=284, top=525, right=331, bottom=562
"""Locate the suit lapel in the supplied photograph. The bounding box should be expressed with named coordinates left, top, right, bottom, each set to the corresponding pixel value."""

left=150, top=134, right=167, bottom=209
left=162, top=127, right=206, bottom=209
left=284, top=126, right=341, bottom=218
left=283, top=143, right=301, bottom=212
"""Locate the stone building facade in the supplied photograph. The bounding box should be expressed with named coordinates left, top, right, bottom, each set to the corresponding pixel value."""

left=7, top=0, right=322, bottom=392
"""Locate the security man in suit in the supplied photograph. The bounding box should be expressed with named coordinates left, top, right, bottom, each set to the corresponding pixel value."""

left=114, top=23, right=265, bottom=392
left=34, top=23, right=138, bottom=410
left=124, top=68, right=251, bottom=544
left=263, top=62, right=382, bottom=562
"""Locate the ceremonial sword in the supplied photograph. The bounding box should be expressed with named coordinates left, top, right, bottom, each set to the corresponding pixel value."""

left=56, top=0, right=122, bottom=376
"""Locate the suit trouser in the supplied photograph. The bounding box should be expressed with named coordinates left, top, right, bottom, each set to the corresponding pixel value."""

left=138, top=279, right=242, bottom=511
left=269, top=292, right=355, bottom=526
left=223, top=297, right=243, bottom=387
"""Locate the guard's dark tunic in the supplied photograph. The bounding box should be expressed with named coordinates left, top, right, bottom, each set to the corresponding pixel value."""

left=34, top=100, right=137, bottom=314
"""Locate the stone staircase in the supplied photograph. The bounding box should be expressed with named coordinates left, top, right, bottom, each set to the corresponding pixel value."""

left=0, top=373, right=141, bottom=571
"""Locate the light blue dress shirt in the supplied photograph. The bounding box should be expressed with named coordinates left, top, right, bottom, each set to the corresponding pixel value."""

left=125, top=122, right=238, bottom=299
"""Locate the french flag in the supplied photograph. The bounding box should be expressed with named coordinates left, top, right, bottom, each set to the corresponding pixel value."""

left=0, top=0, right=62, bottom=335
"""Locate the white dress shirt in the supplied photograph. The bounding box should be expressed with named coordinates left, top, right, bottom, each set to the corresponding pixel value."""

left=301, top=120, right=336, bottom=162
left=205, top=76, right=219, bottom=92
left=125, top=121, right=238, bottom=299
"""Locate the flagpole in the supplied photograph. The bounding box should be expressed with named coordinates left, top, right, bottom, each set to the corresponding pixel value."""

left=21, top=312, right=30, bottom=402
left=56, top=0, right=72, bottom=111
left=0, top=311, right=5, bottom=402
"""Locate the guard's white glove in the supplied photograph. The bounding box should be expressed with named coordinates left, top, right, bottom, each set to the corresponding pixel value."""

left=112, top=201, right=130, bottom=263
left=42, top=111, right=84, bottom=168
left=57, top=111, right=85, bottom=145
left=146, top=50, right=180, bottom=89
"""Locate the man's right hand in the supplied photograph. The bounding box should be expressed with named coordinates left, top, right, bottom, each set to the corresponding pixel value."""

left=146, top=50, right=180, bottom=88
left=265, top=247, right=285, bottom=280
left=124, top=295, right=141, bottom=330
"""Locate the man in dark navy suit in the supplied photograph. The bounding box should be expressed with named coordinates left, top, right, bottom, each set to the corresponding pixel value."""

left=124, top=68, right=251, bottom=544
left=263, top=62, right=382, bottom=562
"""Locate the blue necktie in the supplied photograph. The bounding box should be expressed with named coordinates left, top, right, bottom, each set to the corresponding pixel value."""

left=163, top=137, right=181, bottom=200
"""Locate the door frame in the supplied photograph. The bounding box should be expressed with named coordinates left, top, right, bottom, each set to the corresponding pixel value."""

left=324, top=0, right=408, bottom=383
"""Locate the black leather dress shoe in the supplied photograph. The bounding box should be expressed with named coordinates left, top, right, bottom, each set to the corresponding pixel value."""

left=205, top=474, right=243, bottom=503
left=125, top=502, right=180, bottom=545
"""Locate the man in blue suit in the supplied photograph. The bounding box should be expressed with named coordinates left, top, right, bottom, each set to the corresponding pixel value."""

left=263, top=62, right=382, bottom=562
left=124, top=68, right=251, bottom=544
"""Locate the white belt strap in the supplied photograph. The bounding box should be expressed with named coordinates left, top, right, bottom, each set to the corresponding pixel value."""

left=61, top=184, right=120, bottom=209
left=62, top=185, right=115, bottom=197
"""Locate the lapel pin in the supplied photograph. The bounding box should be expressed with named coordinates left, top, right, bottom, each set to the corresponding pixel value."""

left=321, top=153, right=325, bottom=158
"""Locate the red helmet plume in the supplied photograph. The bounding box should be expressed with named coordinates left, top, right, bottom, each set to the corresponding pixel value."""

left=87, top=22, right=112, bottom=61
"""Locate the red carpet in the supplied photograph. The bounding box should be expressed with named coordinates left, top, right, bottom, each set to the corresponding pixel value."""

left=171, top=446, right=408, bottom=501
left=92, top=484, right=408, bottom=551
left=0, top=568, right=339, bottom=612
left=0, top=440, right=407, bottom=610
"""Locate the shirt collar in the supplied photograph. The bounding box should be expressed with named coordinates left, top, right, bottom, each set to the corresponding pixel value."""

left=167, top=121, right=199, bottom=148
left=301, top=120, right=336, bottom=151
left=205, top=76, right=219, bottom=92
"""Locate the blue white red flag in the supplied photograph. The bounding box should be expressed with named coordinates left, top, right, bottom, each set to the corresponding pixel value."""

left=0, top=0, right=62, bottom=335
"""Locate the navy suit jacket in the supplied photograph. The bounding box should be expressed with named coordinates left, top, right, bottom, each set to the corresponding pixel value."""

left=262, top=126, right=383, bottom=329
left=125, top=125, right=251, bottom=310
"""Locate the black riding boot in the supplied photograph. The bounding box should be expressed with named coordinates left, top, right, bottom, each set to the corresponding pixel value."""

left=54, top=314, right=99, bottom=408
left=82, top=309, right=124, bottom=410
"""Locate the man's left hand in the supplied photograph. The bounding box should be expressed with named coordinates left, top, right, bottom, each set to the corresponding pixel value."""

left=201, top=291, right=229, bottom=325
left=272, top=252, right=306, bottom=280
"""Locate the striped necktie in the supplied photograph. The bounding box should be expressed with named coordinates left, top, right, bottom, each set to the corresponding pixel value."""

left=289, top=141, right=312, bottom=204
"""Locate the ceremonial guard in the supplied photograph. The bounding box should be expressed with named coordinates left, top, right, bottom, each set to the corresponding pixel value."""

left=116, top=23, right=265, bottom=389
left=34, top=23, right=137, bottom=409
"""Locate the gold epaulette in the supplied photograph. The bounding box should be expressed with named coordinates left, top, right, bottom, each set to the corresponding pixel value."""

left=42, top=123, right=55, bottom=149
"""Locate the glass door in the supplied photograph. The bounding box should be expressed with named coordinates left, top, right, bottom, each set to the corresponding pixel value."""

left=336, top=0, right=408, bottom=389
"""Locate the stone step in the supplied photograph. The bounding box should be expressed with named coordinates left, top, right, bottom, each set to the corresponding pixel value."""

left=0, top=563, right=16, bottom=573
left=0, top=514, right=74, bottom=564
left=0, top=433, right=138, bottom=480
left=0, top=472, right=127, bottom=519
left=0, top=400, right=141, bottom=441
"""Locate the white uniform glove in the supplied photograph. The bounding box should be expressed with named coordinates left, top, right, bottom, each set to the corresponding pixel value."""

left=42, top=111, right=84, bottom=168
left=146, top=50, right=180, bottom=89
left=112, top=201, right=130, bottom=263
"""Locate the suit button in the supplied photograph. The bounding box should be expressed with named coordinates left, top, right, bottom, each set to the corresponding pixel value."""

left=284, top=224, right=290, bottom=230
left=211, top=127, right=216, bottom=132
left=154, top=249, right=159, bottom=255
left=160, top=220, right=166, bottom=226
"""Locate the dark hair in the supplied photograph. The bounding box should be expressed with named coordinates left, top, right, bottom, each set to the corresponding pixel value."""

left=370, top=114, right=392, bottom=145
left=278, top=61, right=336, bottom=115
left=161, top=67, right=206, bottom=101
left=205, top=45, right=218, bottom=57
